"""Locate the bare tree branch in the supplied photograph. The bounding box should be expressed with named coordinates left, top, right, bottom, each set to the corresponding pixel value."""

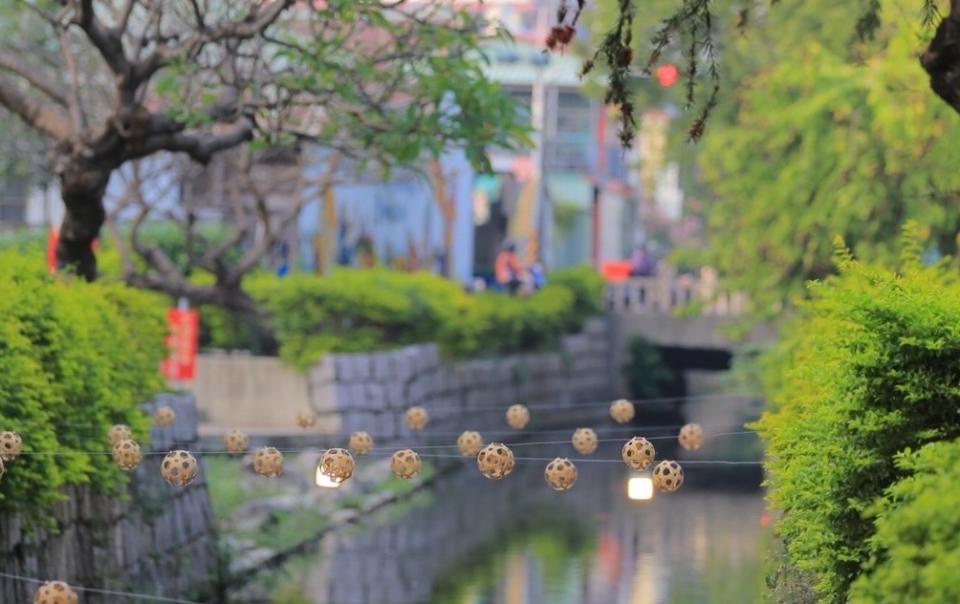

left=0, top=77, right=72, bottom=140
left=0, top=51, right=69, bottom=107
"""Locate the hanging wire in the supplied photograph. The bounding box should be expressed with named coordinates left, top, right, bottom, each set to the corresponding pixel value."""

left=12, top=430, right=757, bottom=458
left=0, top=571, right=206, bottom=604
left=23, top=391, right=759, bottom=432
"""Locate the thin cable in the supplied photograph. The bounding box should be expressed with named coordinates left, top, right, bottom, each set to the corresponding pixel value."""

left=33, top=392, right=760, bottom=431
left=13, top=431, right=757, bottom=457
left=0, top=571, right=206, bottom=604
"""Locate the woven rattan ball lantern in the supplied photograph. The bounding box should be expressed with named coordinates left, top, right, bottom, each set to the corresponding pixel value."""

left=161, top=450, right=199, bottom=487
left=621, top=436, right=655, bottom=471
left=0, top=431, right=22, bottom=461
left=477, top=442, right=515, bottom=480
left=505, top=404, right=530, bottom=430
left=112, top=439, right=142, bottom=472
left=653, top=460, right=684, bottom=493
left=390, top=449, right=422, bottom=479
left=295, top=411, right=316, bottom=429
left=154, top=405, right=176, bottom=427
left=34, top=580, right=78, bottom=604
left=223, top=429, right=249, bottom=455
left=544, top=457, right=578, bottom=491
left=609, top=399, right=635, bottom=424
left=678, top=423, right=704, bottom=451
left=405, top=406, right=429, bottom=431
left=254, top=446, right=284, bottom=478
left=107, top=424, right=132, bottom=445
left=319, top=447, right=355, bottom=484
left=457, top=430, right=484, bottom=457
left=571, top=428, right=598, bottom=455
left=348, top=431, right=374, bottom=455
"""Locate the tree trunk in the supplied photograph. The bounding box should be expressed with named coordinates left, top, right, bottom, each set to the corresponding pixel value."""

left=56, top=162, right=111, bottom=281
left=922, top=7, right=960, bottom=114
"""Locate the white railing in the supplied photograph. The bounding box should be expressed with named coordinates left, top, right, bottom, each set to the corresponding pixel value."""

left=605, top=268, right=747, bottom=317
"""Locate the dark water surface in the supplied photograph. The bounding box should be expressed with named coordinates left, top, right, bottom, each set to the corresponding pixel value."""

left=267, top=441, right=768, bottom=604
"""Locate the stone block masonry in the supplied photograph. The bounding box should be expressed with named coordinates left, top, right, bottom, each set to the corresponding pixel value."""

left=309, top=318, right=615, bottom=445
left=0, top=394, right=219, bottom=603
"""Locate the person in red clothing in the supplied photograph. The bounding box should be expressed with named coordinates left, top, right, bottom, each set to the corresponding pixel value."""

left=494, top=241, right=524, bottom=294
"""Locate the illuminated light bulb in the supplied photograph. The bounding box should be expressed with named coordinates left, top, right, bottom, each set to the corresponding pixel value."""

left=315, top=464, right=342, bottom=488
left=628, top=475, right=654, bottom=501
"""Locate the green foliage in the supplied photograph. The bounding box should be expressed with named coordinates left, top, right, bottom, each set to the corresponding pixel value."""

left=0, top=252, right=166, bottom=519
left=248, top=266, right=604, bottom=368
left=621, top=336, right=674, bottom=398
left=754, top=237, right=960, bottom=602
left=253, top=269, right=469, bottom=368
left=851, top=439, right=960, bottom=603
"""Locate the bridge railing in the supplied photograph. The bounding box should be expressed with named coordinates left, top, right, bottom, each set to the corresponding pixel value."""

left=605, top=268, right=747, bottom=316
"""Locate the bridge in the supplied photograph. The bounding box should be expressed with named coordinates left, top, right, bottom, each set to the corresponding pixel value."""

left=605, top=269, right=776, bottom=377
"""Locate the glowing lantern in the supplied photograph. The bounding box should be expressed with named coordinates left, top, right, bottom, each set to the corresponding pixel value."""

left=609, top=399, right=635, bottom=424
left=319, top=447, right=354, bottom=484
left=544, top=457, right=578, bottom=491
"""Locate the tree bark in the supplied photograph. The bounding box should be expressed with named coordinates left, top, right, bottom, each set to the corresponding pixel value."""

left=921, top=4, right=960, bottom=114
left=56, top=161, right=111, bottom=281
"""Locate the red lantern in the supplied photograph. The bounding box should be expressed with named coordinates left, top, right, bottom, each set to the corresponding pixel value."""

left=656, top=64, right=679, bottom=88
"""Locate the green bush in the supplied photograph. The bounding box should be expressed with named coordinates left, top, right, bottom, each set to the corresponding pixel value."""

left=754, top=236, right=960, bottom=602
left=546, top=266, right=605, bottom=330
left=0, top=252, right=166, bottom=519
left=851, top=439, right=960, bottom=603
left=246, top=266, right=605, bottom=368
left=252, top=269, right=470, bottom=368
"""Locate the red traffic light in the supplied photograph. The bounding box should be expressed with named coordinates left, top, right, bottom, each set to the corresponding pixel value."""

left=656, top=63, right=679, bottom=88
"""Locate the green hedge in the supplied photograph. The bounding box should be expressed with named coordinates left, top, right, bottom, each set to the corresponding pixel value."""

left=245, top=266, right=603, bottom=368
left=851, top=439, right=960, bottom=603
left=755, top=236, right=960, bottom=602
left=0, top=253, right=166, bottom=519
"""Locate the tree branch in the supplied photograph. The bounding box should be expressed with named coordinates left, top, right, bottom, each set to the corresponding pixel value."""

left=135, top=120, right=254, bottom=163
left=0, top=51, right=68, bottom=107
left=74, top=0, right=130, bottom=75
left=0, top=77, right=72, bottom=140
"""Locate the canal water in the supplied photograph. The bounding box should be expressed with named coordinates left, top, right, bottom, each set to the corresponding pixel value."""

left=260, top=439, right=768, bottom=604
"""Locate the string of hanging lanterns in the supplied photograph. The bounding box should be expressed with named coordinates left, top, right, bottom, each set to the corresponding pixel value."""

left=0, top=397, right=759, bottom=503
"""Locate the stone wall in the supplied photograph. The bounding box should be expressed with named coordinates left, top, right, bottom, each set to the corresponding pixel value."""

left=0, top=394, right=219, bottom=603
left=306, top=318, right=614, bottom=444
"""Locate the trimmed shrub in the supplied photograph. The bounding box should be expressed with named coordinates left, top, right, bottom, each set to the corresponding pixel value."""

left=755, top=238, right=960, bottom=602
left=0, top=252, right=166, bottom=519
left=252, top=269, right=470, bottom=368
left=247, top=266, right=605, bottom=368
left=851, top=439, right=960, bottom=603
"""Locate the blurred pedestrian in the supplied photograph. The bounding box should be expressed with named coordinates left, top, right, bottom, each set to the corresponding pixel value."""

left=629, top=244, right=656, bottom=277
left=494, top=242, right=524, bottom=294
